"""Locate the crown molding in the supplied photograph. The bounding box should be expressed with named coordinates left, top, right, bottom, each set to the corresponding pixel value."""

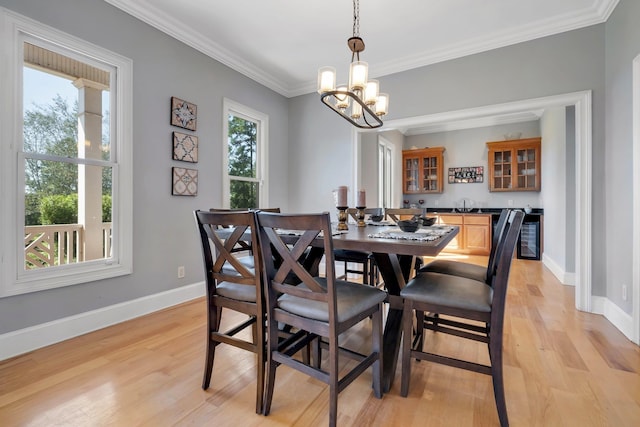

left=104, top=0, right=292, bottom=97
left=106, top=0, right=618, bottom=98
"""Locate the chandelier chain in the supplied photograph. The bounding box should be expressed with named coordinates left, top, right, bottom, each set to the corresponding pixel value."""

left=353, top=0, right=360, bottom=37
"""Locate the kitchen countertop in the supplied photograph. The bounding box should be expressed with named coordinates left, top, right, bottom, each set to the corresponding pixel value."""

left=423, top=208, right=544, bottom=215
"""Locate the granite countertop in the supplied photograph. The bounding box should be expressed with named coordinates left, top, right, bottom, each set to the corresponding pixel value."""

left=424, top=208, right=544, bottom=215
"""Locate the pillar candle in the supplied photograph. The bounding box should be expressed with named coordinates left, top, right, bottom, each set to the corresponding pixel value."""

left=337, top=186, right=348, bottom=207
left=357, top=189, right=366, bottom=207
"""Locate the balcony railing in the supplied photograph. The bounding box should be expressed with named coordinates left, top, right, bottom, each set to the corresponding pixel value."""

left=24, top=223, right=112, bottom=269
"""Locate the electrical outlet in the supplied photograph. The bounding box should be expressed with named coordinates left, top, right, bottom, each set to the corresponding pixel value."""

left=178, top=266, right=185, bottom=278
left=434, top=200, right=439, bottom=207
left=622, top=284, right=628, bottom=301
left=508, top=200, right=514, bottom=207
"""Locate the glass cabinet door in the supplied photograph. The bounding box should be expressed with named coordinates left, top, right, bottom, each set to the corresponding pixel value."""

left=405, top=157, right=419, bottom=192
left=422, top=156, right=438, bottom=192
left=517, top=148, right=537, bottom=189
left=493, top=150, right=512, bottom=190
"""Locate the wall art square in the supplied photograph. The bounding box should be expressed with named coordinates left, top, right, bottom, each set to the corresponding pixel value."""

left=170, top=96, right=197, bottom=131
left=448, top=166, right=484, bottom=183
left=172, top=132, right=198, bottom=163
left=172, top=167, right=198, bottom=196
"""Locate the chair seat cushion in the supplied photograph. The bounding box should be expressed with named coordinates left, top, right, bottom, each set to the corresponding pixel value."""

left=221, top=255, right=255, bottom=276
left=277, top=278, right=387, bottom=323
left=401, top=272, right=492, bottom=313
left=419, top=259, right=486, bottom=282
left=216, top=281, right=257, bottom=302
left=334, top=249, right=371, bottom=262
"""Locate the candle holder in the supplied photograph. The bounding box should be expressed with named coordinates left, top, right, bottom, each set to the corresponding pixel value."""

left=337, top=206, right=349, bottom=230
left=355, top=206, right=366, bottom=227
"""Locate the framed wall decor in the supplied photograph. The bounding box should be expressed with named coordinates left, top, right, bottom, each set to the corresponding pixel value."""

left=170, top=96, right=197, bottom=131
left=172, top=131, right=198, bottom=163
left=172, top=167, right=198, bottom=196
left=448, top=166, right=484, bottom=184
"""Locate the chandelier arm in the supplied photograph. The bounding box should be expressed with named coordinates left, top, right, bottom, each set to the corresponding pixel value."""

left=320, top=90, right=382, bottom=129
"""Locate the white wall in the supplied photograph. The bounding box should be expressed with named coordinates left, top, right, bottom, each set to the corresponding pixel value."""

left=541, top=106, right=568, bottom=275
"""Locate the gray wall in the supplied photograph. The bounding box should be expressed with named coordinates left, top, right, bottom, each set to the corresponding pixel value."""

left=0, top=0, right=290, bottom=333
left=604, top=0, right=640, bottom=313
left=289, top=23, right=607, bottom=297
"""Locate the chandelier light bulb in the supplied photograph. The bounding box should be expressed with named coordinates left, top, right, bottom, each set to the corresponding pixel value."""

left=349, top=61, right=368, bottom=91
left=375, top=93, right=389, bottom=116
left=364, top=80, right=379, bottom=105
left=335, top=86, right=350, bottom=109
left=317, top=66, right=336, bottom=94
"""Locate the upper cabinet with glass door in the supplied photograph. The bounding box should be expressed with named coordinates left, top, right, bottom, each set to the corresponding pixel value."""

left=402, top=147, right=445, bottom=194
left=487, top=137, right=541, bottom=192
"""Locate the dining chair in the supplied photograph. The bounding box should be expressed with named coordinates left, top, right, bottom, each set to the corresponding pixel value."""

left=256, top=211, right=386, bottom=427
left=194, top=210, right=265, bottom=414
left=209, top=207, right=280, bottom=273
left=418, top=209, right=511, bottom=282
left=333, top=207, right=382, bottom=286
left=399, top=210, right=524, bottom=427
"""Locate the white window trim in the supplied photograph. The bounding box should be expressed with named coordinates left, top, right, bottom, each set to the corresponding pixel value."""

left=222, top=98, right=269, bottom=208
left=0, top=9, right=133, bottom=297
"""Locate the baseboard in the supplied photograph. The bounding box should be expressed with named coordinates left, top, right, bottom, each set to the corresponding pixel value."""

left=0, top=282, right=205, bottom=361
left=591, top=296, right=635, bottom=342
left=542, top=253, right=574, bottom=285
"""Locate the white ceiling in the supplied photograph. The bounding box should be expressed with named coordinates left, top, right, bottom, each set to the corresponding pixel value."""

left=105, top=0, right=618, bottom=98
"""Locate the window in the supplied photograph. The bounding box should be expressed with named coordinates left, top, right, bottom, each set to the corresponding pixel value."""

left=222, top=98, right=269, bottom=208
left=0, top=10, right=133, bottom=296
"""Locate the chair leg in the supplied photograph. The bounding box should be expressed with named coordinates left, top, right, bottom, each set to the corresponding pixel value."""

left=254, top=314, right=265, bottom=415
left=262, top=318, right=279, bottom=416
left=400, top=301, right=414, bottom=397
left=489, top=337, right=509, bottom=427
left=328, top=332, right=339, bottom=427
left=202, top=306, right=220, bottom=390
left=371, top=304, right=383, bottom=399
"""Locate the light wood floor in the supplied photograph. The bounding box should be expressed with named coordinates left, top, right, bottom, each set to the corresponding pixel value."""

left=1, top=257, right=639, bottom=426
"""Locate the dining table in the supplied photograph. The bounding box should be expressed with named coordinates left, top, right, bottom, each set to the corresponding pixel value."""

left=216, top=220, right=459, bottom=392
left=322, top=222, right=459, bottom=392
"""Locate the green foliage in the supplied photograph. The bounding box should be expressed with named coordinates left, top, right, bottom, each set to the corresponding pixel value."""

left=40, top=194, right=78, bottom=225
left=228, top=115, right=258, bottom=208
left=39, top=194, right=112, bottom=224
left=103, top=195, right=112, bottom=222
left=25, top=193, right=42, bottom=225
left=23, top=95, right=78, bottom=196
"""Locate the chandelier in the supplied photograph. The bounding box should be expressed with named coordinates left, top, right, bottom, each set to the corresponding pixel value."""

left=317, top=0, right=388, bottom=129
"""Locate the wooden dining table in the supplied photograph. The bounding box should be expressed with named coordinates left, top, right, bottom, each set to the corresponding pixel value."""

left=323, top=223, right=459, bottom=391
left=216, top=221, right=458, bottom=392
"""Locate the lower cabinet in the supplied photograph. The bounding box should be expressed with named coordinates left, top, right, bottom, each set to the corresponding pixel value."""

left=436, top=213, right=491, bottom=255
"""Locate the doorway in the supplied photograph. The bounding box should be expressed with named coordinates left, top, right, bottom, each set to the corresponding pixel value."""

left=353, top=91, right=593, bottom=314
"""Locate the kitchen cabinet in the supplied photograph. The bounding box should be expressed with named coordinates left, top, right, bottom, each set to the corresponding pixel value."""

left=402, top=147, right=445, bottom=194
left=436, top=213, right=491, bottom=255
left=487, top=138, right=541, bottom=192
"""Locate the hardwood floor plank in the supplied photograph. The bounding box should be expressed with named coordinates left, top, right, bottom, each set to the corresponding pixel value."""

left=2, top=259, right=640, bottom=426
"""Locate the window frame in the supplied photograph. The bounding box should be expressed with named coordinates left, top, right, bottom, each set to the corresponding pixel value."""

left=222, top=98, right=269, bottom=208
left=0, top=9, right=133, bottom=297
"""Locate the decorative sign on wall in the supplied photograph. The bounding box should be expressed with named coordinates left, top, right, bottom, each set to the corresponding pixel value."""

left=170, top=96, right=197, bottom=131
left=172, top=132, right=198, bottom=163
left=448, top=166, right=484, bottom=184
left=172, top=167, right=198, bottom=196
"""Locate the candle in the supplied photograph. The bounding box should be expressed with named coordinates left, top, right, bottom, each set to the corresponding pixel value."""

left=357, top=189, right=366, bottom=207
left=337, top=186, right=348, bottom=207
